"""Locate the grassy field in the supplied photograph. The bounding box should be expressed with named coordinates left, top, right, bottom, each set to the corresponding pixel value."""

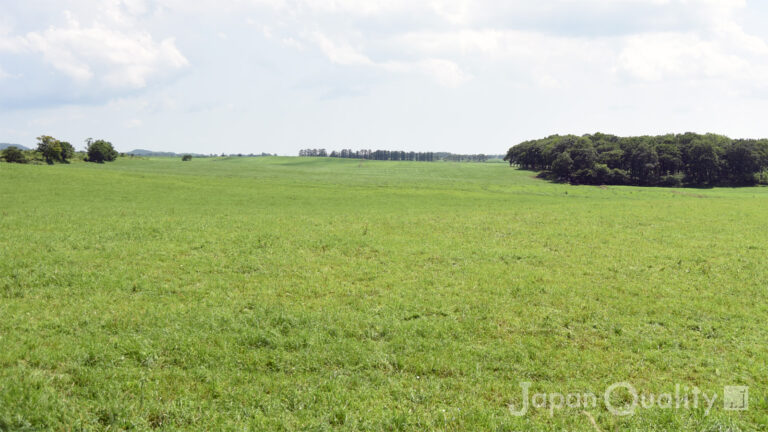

left=1, top=156, right=766, bottom=431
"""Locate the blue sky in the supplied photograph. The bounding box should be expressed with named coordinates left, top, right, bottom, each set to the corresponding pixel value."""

left=2, top=0, right=768, bottom=155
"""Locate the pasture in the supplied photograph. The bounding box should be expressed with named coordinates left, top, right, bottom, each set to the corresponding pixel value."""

left=1, top=157, right=766, bottom=431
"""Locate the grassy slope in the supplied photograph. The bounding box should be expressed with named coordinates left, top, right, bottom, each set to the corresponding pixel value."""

left=0, top=157, right=766, bottom=431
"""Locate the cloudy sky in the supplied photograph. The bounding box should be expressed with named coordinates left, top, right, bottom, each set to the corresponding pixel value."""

left=2, top=0, right=768, bottom=155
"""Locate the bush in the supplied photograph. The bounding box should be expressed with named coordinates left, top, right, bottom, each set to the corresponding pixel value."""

left=658, top=174, right=683, bottom=187
left=551, top=152, right=573, bottom=180
left=728, top=172, right=758, bottom=186
left=182, top=154, right=192, bottom=161
left=36, top=135, right=62, bottom=164
left=759, top=172, right=768, bottom=185
left=85, top=139, right=118, bottom=163
left=572, top=168, right=597, bottom=185
left=593, top=163, right=610, bottom=184
left=609, top=169, right=631, bottom=185
left=60, top=142, right=75, bottom=163
left=2, top=146, right=27, bottom=163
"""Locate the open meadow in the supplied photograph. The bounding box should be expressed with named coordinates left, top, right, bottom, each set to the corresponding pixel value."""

left=1, top=157, right=767, bottom=431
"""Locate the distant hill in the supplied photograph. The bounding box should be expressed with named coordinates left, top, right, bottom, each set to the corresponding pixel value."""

left=127, top=149, right=208, bottom=157
left=0, top=143, right=30, bottom=151
left=128, top=149, right=178, bottom=157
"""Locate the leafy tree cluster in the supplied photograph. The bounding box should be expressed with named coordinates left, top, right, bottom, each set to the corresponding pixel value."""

left=2, top=136, right=120, bottom=165
left=504, top=132, right=768, bottom=186
left=299, top=149, right=497, bottom=162
left=335, top=149, right=436, bottom=161
left=2, top=146, right=27, bottom=163
left=222, top=153, right=277, bottom=158
left=84, top=138, right=118, bottom=163
left=300, top=148, right=435, bottom=161
left=36, top=135, right=75, bottom=164
left=299, top=149, right=329, bottom=157
left=433, top=152, right=492, bottom=162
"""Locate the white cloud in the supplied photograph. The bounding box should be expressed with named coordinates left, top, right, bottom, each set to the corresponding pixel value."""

left=22, top=0, right=752, bottom=91
left=616, top=1, right=768, bottom=87
left=307, top=31, right=469, bottom=87
left=0, top=3, right=188, bottom=93
left=310, top=32, right=373, bottom=67
left=618, top=32, right=744, bottom=81
left=412, top=58, right=469, bottom=87
left=239, top=0, right=765, bottom=91
left=4, top=0, right=768, bottom=155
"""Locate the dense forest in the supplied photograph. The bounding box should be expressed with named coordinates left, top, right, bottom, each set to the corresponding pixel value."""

left=299, top=148, right=498, bottom=162
left=504, top=132, right=768, bottom=187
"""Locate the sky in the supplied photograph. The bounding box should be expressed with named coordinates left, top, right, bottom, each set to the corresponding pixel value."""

left=2, top=0, right=768, bottom=155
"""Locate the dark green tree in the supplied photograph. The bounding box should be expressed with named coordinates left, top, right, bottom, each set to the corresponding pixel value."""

left=724, top=140, right=759, bottom=185
left=85, top=139, right=118, bottom=163
left=551, top=152, right=573, bottom=179
left=656, top=138, right=683, bottom=175
left=684, top=139, right=721, bottom=185
left=598, top=149, right=624, bottom=169
left=2, top=146, right=27, bottom=163
left=60, top=141, right=75, bottom=163
left=569, top=137, right=598, bottom=172
left=37, top=135, right=63, bottom=164
left=623, top=139, right=659, bottom=185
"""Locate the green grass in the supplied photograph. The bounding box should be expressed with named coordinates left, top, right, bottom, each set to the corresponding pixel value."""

left=1, top=157, right=766, bottom=431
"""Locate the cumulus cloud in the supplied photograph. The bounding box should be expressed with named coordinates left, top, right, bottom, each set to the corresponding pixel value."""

left=306, top=31, right=470, bottom=87
left=310, top=32, right=374, bottom=67
left=225, top=0, right=767, bottom=91
left=615, top=1, right=768, bottom=88
left=2, top=0, right=768, bottom=107
left=618, top=32, right=742, bottom=81
left=411, top=58, right=469, bottom=87
left=0, top=1, right=188, bottom=107
left=2, top=13, right=187, bottom=88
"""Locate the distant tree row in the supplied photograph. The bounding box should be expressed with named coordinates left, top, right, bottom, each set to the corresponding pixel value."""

left=434, top=152, right=501, bottom=162
left=221, top=153, right=277, bottom=158
left=1, top=136, right=118, bottom=165
left=299, top=148, right=498, bottom=162
left=504, top=132, right=768, bottom=187
left=188, top=153, right=277, bottom=158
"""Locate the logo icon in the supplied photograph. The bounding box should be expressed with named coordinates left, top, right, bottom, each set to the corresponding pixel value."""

left=723, top=386, right=748, bottom=411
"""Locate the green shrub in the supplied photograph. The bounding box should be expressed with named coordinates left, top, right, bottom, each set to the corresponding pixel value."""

left=609, top=169, right=631, bottom=185
left=572, top=168, right=597, bottom=185
left=36, top=135, right=62, bottom=164
left=551, top=152, right=573, bottom=180
left=182, top=154, right=192, bottom=161
left=60, top=142, right=75, bottom=163
left=2, top=146, right=27, bottom=164
left=593, top=163, right=610, bottom=184
left=85, top=139, right=118, bottom=163
left=659, top=174, right=683, bottom=187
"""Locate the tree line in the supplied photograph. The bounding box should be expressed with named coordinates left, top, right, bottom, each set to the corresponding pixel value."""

left=1, top=136, right=118, bottom=164
left=504, top=132, right=768, bottom=187
left=299, top=148, right=497, bottom=162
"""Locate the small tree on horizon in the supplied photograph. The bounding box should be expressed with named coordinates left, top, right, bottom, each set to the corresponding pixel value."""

left=37, top=135, right=63, bottom=164
left=2, top=146, right=27, bottom=163
left=60, top=141, right=75, bottom=163
left=182, top=154, right=192, bottom=161
left=85, top=139, right=118, bottom=163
